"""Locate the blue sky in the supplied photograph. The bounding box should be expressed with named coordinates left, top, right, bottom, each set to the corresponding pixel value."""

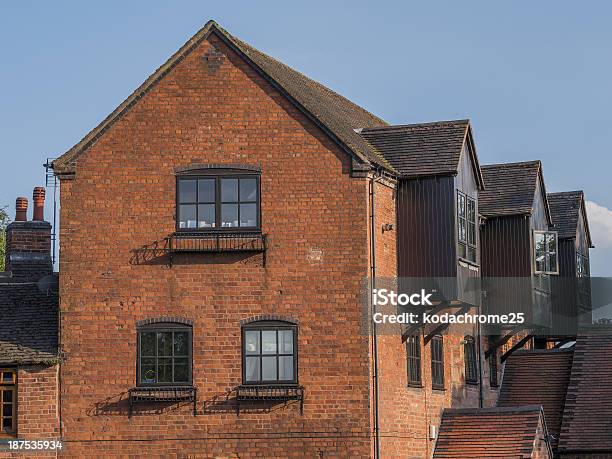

left=1, top=1, right=611, bottom=274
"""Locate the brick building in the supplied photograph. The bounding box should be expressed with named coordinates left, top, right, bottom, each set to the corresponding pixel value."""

left=0, top=19, right=603, bottom=458
left=0, top=191, right=60, bottom=457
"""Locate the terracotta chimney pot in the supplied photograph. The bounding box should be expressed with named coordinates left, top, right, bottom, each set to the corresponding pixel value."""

left=32, top=187, right=45, bottom=221
left=15, top=197, right=28, bottom=222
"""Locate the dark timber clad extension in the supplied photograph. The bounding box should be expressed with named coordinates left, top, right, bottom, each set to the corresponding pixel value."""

left=547, top=191, right=594, bottom=276
left=361, top=120, right=484, bottom=306
left=396, top=176, right=456, bottom=278
left=479, top=161, right=554, bottom=337
left=479, top=160, right=552, bottom=278
left=547, top=191, right=594, bottom=333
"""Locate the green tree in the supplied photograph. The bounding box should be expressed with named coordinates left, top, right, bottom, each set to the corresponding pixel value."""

left=0, top=206, right=10, bottom=272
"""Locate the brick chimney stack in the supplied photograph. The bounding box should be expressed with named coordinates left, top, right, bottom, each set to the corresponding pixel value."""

left=4, top=188, right=52, bottom=279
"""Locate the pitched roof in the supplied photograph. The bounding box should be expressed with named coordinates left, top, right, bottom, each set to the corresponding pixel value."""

left=359, top=120, right=484, bottom=187
left=479, top=160, right=550, bottom=220
left=547, top=191, right=593, bottom=246
left=51, top=20, right=394, bottom=176
left=559, top=330, right=612, bottom=453
left=497, top=349, right=573, bottom=453
left=0, top=276, right=59, bottom=365
left=433, top=406, right=550, bottom=459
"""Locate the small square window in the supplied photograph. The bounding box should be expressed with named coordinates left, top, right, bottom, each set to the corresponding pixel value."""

left=137, top=325, right=192, bottom=386
left=242, top=324, right=297, bottom=385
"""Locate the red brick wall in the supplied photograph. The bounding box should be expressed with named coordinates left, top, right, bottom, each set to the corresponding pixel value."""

left=0, top=365, right=60, bottom=459
left=371, top=181, right=501, bottom=457
left=57, top=31, right=375, bottom=457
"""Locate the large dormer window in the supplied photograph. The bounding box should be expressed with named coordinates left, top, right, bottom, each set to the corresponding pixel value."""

left=177, top=171, right=260, bottom=231
left=457, top=191, right=477, bottom=263
left=534, top=231, right=558, bottom=274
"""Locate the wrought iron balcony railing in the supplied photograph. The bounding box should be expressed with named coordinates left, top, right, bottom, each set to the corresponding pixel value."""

left=169, top=231, right=266, bottom=253
left=131, top=231, right=267, bottom=266
left=236, top=384, right=304, bottom=415
left=128, top=386, right=197, bottom=417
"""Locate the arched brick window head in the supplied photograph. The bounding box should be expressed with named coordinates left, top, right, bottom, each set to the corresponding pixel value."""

left=136, top=318, right=193, bottom=386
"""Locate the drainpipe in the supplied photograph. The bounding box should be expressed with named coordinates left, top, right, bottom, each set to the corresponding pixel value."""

left=369, top=174, right=381, bottom=459
left=477, top=317, right=484, bottom=408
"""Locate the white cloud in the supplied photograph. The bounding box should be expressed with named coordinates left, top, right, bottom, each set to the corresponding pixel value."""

left=586, top=201, right=612, bottom=248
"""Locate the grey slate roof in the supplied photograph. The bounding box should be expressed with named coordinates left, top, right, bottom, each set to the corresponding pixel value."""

left=498, top=349, right=573, bottom=454
left=548, top=191, right=592, bottom=245
left=559, top=329, right=612, bottom=454
left=359, top=120, right=483, bottom=186
left=0, top=276, right=59, bottom=365
left=52, top=20, right=394, bottom=176
left=479, top=160, right=543, bottom=218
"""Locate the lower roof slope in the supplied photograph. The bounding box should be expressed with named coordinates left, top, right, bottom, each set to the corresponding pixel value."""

left=497, top=349, right=573, bottom=453
left=559, top=329, right=612, bottom=453
left=480, top=160, right=542, bottom=218
left=433, top=406, right=548, bottom=458
left=0, top=276, right=59, bottom=365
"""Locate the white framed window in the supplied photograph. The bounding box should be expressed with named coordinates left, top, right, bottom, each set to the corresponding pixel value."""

left=576, top=252, right=589, bottom=277
left=534, top=231, right=559, bottom=275
left=457, top=191, right=477, bottom=263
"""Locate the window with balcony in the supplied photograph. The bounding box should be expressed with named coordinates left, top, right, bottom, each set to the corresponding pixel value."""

left=177, top=175, right=259, bottom=231
left=534, top=231, right=559, bottom=274
left=0, top=369, right=16, bottom=436
left=242, top=322, right=297, bottom=385
left=431, top=335, right=445, bottom=390
left=406, top=334, right=422, bottom=387
left=137, top=323, right=192, bottom=386
left=463, top=336, right=478, bottom=385
left=457, top=191, right=477, bottom=263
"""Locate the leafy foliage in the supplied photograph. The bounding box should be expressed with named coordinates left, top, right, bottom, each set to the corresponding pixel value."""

left=0, top=206, right=10, bottom=272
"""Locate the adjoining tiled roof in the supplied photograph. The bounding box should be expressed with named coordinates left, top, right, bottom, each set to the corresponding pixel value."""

left=433, top=406, right=549, bottom=459
left=359, top=120, right=484, bottom=187
left=0, top=276, right=59, bottom=365
left=52, top=20, right=394, bottom=176
left=548, top=191, right=593, bottom=246
left=498, top=349, right=573, bottom=453
left=479, top=160, right=547, bottom=218
left=559, top=330, right=612, bottom=454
